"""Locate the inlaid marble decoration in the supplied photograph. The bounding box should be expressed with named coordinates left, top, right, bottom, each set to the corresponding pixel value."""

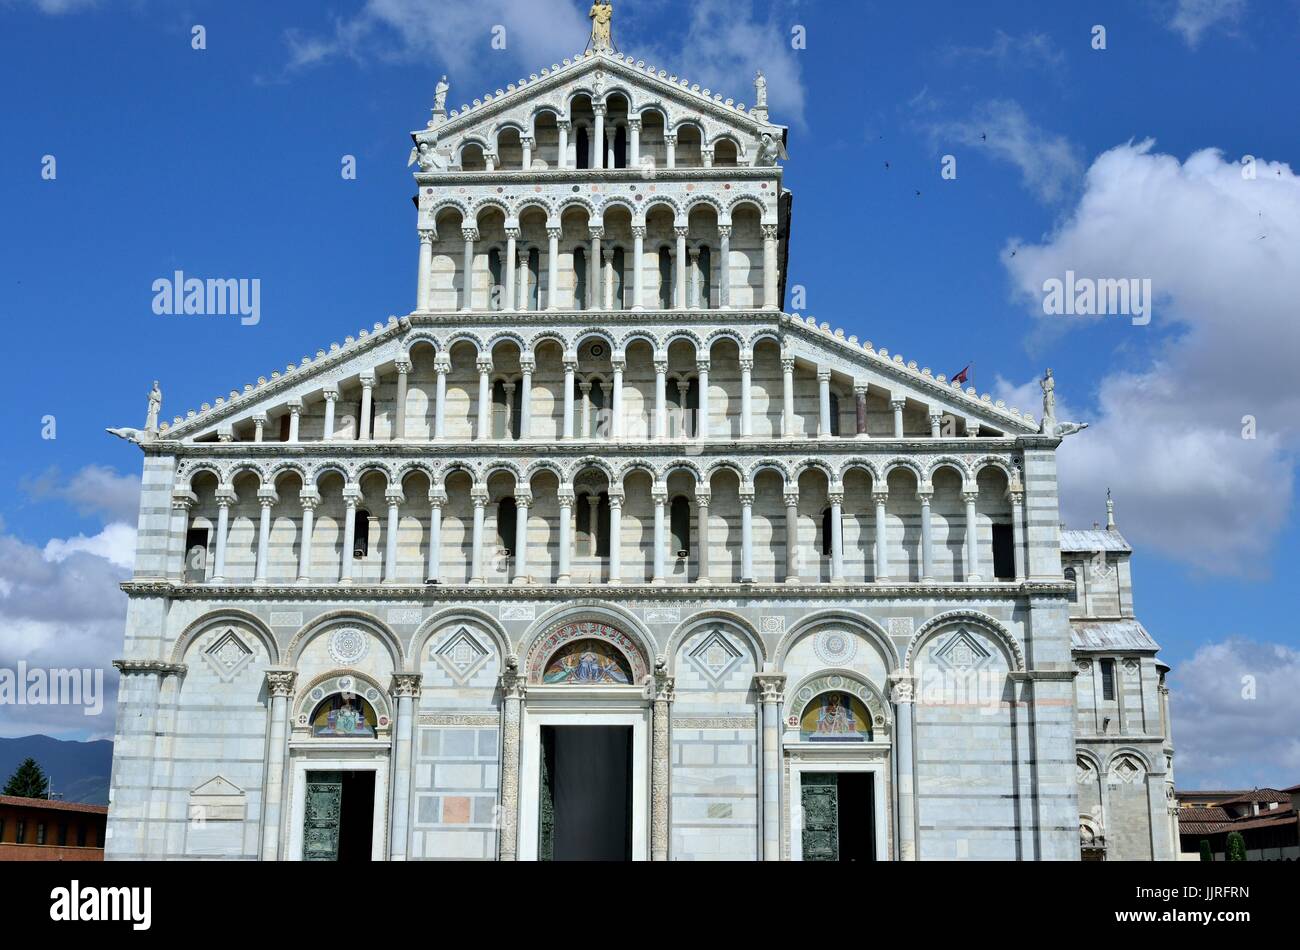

left=813, top=629, right=857, bottom=666
left=433, top=627, right=491, bottom=684
left=687, top=630, right=744, bottom=685
left=202, top=629, right=254, bottom=682
left=328, top=626, right=369, bottom=666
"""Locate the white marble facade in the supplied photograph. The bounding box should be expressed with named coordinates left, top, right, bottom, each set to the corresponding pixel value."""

left=105, top=38, right=1174, bottom=861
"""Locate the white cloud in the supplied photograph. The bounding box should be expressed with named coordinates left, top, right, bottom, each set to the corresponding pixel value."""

left=1001, top=141, right=1299, bottom=575
left=22, top=464, right=140, bottom=525
left=1167, top=0, right=1247, bottom=48
left=43, top=522, right=136, bottom=571
left=1169, top=637, right=1300, bottom=789
left=3, top=0, right=101, bottom=13
left=941, top=29, right=1065, bottom=71
left=930, top=100, right=1082, bottom=204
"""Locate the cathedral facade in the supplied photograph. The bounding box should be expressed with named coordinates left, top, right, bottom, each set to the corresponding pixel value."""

left=106, top=25, right=1178, bottom=861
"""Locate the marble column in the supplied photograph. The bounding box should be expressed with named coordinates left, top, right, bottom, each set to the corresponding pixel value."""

left=714, top=225, right=730, bottom=309
left=929, top=410, right=943, bottom=439
left=520, top=135, right=532, bottom=170
left=359, top=371, right=375, bottom=441
left=461, top=227, right=478, bottom=312
left=253, top=413, right=266, bottom=443
left=783, top=490, right=800, bottom=583
left=603, top=247, right=616, bottom=310
left=653, top=358, right=668, bottom=440
left=890, top=675, right=918, bottom=860
left=873, top=490, right=889, bottom=582
left=579, top=381, right=592, bottom=439
left=519, top=356, right=534, bottom=439
left=696, top=358, right=710, bottom=440
left=891, top=398, right=905, bottom=438
left=696, top=490, right=711, bottom=582
left=340, top=487, right=360, bottom=583
left=739, top=353, right=753, bottom=437
left=651, top=485, right=667, bottom=584
left=470, top=488, right=487, bottom=583
left=762, top=224, right=778, bottom=310
left=829, top=487, right=845, bottom=583
left=416, top=229, right=434, bottom=311
left=562, top=358, right=577, bottom=440
left=1010, top=488, right=1026, bottom=582
left=393, top=359, right=410, bottom=441
left=287, top=399, right=301, bottom=443
left=592, top=104, right=605, bottom=169
left=589, top=226, right=603, bottom=310
left=297, top=488, right=319, bottom=582
left=855, top=385, right=869, bottom=438
left=918, top=489, right=935, bottom=582
left=687, top=245, right=699, bottom=309
left=546, top=227, right=561, bottom=310
left=255, top=488, right=278, bottom=583
left=517, top=247, right=531, bottom=311
left=664, top=133, right=676, bottom=169
left=322, top=387, right=337, bottom=441
left=586, top=494, right=600, bottom=556
left=628, top=117, right=641, bottom=167
left=632, top=226, right=645, bottom=310
left=502, top=381, right=516, bottom=441
left=607, top=490, right=623, bottom=583
left=817, top=370, right=832, bottom=437
left=503, top=228, right=519, bottom=312
left=557, top=120, right=569, bottom=170
left=610, top=357, right=625, bottom=440
left=260, top=669, right=296, bottom=861
left=388, top=673, right=421, bottom=861
left=674, top=227, right=688, bottom=309
left=476, top=357, right=492, bottom=441
left=740, top=488, right=755, bottom=583
left=755, top=673, right=786, bottom=860
left=426, top=490, right=445, bottom=583
left=384, top=486, right=404, bottom=582
left=513, top=491, right=530, bottom=584
left=168, top=491, right=196, bottom=582
left=781, top=356, right=796, bottom=438
left=651, top=667, right=674, bottom=861
left=963, top=491, right=982, bottom=581
left=557, top=488, right=574, bottom=584
left=433, top=357, right=450, bottom=440
left=211, top=487, right=235, bottom=582
left=497, top=659, right=526, bottom=861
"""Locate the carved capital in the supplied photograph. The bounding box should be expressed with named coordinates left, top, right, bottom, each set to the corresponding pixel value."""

left=754, top=672, right=786, bottom=705
left=266, top=668, right=298, bottom=698
left=391, top=672, right=423, bottom=699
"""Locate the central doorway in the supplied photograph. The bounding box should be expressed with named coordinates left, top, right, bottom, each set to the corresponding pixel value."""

left=539, top=726, right=632, bottom=861
left=303, top=769, right=375, bottom=862
left=800, top=771, right=876, bottom=861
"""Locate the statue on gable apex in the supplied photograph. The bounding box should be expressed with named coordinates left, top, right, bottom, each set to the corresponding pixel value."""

left=755, top=70, right=767, bottom=107
left=589, top=1, right=614, bottom=51
left=434, top=75, right=449, bottom=113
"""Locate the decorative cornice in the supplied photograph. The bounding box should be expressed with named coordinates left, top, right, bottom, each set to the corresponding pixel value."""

left=113, top=659, right=187, bottom=677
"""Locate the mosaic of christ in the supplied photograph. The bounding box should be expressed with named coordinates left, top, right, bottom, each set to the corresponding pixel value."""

left=543, top=639, right=632, bottom=684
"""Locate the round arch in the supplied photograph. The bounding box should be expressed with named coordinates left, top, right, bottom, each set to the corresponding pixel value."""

left=903, top=609, right=1025, bottom=673
left=285, top=609, right=405, bottom=669
left=519, top=600, right=656, bottom=683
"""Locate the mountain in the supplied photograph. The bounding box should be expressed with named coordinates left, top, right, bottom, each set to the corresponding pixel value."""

left=0, top=735, right=113, bottom=805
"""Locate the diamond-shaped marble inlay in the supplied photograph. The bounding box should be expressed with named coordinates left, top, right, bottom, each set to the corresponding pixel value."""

left=933, top=628, right=991, bottom=671
left=203, top=629, right=253, bottom=682
left=434, top=628, right=490, bottom=684
left=1111, top=756, right=1142, bottom=784
left=687, top=630, right=743, bottom=685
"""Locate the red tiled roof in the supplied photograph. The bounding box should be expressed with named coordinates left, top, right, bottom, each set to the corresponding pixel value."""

left=1179, top=803, right=1297, bottom=837
left=1180, top=806, right=1229, bottom=822
left=1217, top=788, right=1290, bottom=806
left=0, top=795, right=108, bottom=816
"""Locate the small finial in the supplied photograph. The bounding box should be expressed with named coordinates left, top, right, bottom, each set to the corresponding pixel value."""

left=1106, top=488, right=1116, bottom=530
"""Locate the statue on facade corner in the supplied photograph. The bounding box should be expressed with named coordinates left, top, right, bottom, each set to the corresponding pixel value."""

left=1040, top=368, right=1056, bottom=427
left=755, top=69, right=767, bottom=107
left=755, top=132, right=780, bottom=166
left=434, top=75, right=449, bottom=112
left=146, top=379, right=162, bottom=432
left=589, top=0, right=613, bottom=50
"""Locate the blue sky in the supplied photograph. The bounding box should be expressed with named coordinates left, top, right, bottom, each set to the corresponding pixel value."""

left=0, top=0, right=1296, bottom=787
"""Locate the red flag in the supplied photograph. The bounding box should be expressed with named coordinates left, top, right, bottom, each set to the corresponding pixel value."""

left=951, top=363, right=971, bottom=385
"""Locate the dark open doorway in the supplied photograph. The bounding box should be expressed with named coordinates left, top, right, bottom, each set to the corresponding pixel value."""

left=539, top=725, right=632, bottom=861
left=801, top=771, right=876, bottom=861
left=337, top=770, right=375, bottom=862
left=303, top=769, right=375, bottom=862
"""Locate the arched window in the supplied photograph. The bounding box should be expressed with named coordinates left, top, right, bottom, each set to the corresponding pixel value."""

left=353, top=509, right=370, bottom=558
left=658, top=248, right=673, bottom=308
left=1064, top=566, right=1079, bottom=603
left=575, top=126, right=590, bottom=169
left=828, top=392, right=841, bottom=436
left=573, top=245, right=588, bottom=310
left=821, top=507, right=833, bottom=556
left=310, top=694, right=378, bottom=737
left=799, top=691, right=873, bottom=741
left=696, top=245, right=712, bottom=308
left=498, top=496, right=517, bottom=555
left=488, top=248, right=504, bottom=310
left=670, top=495, right=691, bottom=557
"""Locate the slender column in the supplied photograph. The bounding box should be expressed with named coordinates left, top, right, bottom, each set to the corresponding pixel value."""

left=701, top=147, right=714, bottom=168
left=964, top=490, right=981, bottom=581
left=167, top=491, right=196, bottom=582
left=589, top=227, right=603, bottom=310
left=855, top=385, right=869, bottom=437
left=873, top=490, right=889, bottom=582
left=513, top=491, right=530, bottom=584
left=817, top=370, right=832, bottom=437
left=520, top=135, right=533, bottom=170
left=739, top=353, right=753, bottom=438
left=433, top=357, right=449, bottom=440
left=502, top=381, right=516, bottom=440
left=918, top=489, right=935, bottom=582
left=253, top=413, right=266, bottom=443
left=628, top=117, right=641, bottom=167
left=696, top=358, right=710, bottom=440
left=829, top=487, right=845, bottom=583
left=610, top=357, right=625, bottom=440
left=557, top=488, right=574, bottom=584
left=891, top=397, right=905, bottom=438
left=503, top=228, right=519, bottom=312
left=632, top=226, right=645, bottom=310
left=740, top=488, right=755, bottom=583
left=651, top=485, right=667, bottom=584
left=484, top=151, right=496, bottom=172
left=607, top=490, right=623, bottom=583
left=287, top=398, right=301, bottom=443
left=211, top=487, right=235, bottom=582
left=260, top=669, right=296, bottom=860
left=384, top=486, right=404, bottom=582
left=519, top=355, right=534, bottom=439
left=718, top=225, right=732, bottom=308
left=674, top=227, right=688, bottom=309
left=393, top=360, right=410, bottom=441
left=416, top=229, right=434, bottom=310
left=781, top=356, right=796, bottom=438
left=664, top=132, right=676, bottom=168
left=653, top=358, right=668, bottom=440
left=497, top=660, right=526, bottom=860
left=297, top=489, right=319, bottom=582
left=676, top=378, right=691, bottom=439
left=321, top=388, right=337, bottom=441
left=606, top=122, right=616, bottom=168
left=388, top=673, right=421, bottom=861
left=470, top=488, right=487, bottom=584
left=592, top=104, right=605, bottom=169
left=783, top=490, right=800, bottom=583
left=562, top=358, right=576, bottom=439
left=359, top=371, right=374, bottom=441
left=929, top=410, right=943, bottom=439
left=340, top=487, right=360, bottom=583
left=546, top=227, right=561, bottom=310
left=755, top=673, right=786, bottom=860
left=461, top=227, right=477, bottom=311
left=517, top=247, right=530, bottom=311
left=585, top=494, right=600, bottom=556
left=476, top=357, right=492, bottom=441
left=651, top=669, right=674, bottom=861
left=696, top=490, right=711, bottom=582
left=557, top=120, right=569, bottom=170
left=762, top=223, right=778, bottom=309
left=687, top=245, right=699, bottom=308
left=1010, top=488, right=1026, bottom=582
left=603, top=247, right=616, bottom=310
left=426, top=490, right=445, bottom=583
left=579, top=381, right=592, bottom=439
left=890, top=675, right=918, bottom=860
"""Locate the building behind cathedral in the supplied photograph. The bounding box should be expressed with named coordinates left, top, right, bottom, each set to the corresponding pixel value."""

left=106, top=16, right=1178, bottom=861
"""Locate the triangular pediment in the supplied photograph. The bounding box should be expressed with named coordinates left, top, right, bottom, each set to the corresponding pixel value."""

left=191, top=775, right=243, bottom=797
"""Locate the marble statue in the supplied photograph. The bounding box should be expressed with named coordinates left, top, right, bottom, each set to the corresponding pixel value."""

left=755, top=70, right=767, bottom=107
left=434, top=75, right=449, bottom=112
left=756, top=132, right=780, bottom=166
left=589, top=1, right=613, bottom=50
left=146, top=380, right=162, bottom=431
left=1041, top=368, right=1056, bottom=425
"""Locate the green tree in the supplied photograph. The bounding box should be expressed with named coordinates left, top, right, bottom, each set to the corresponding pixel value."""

left=1198, top=839, right=1213, bottom=862
left=1225, top=831, right=1247, bottom=861
left=2, top=758, right=50, bottom=799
